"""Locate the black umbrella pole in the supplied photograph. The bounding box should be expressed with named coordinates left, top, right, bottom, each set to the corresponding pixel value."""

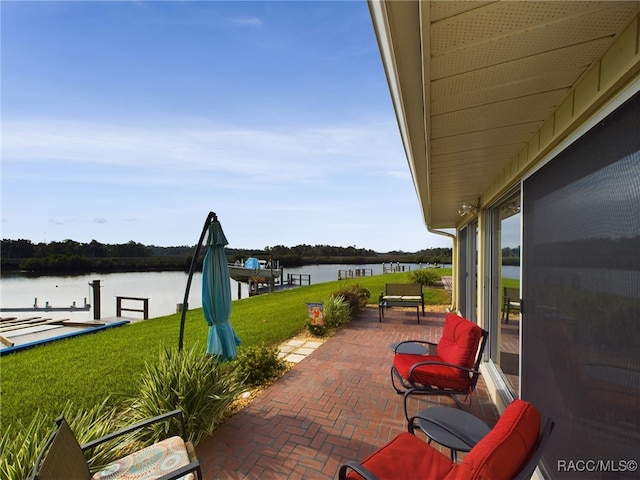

left=178, top=211, right=217, bottom=351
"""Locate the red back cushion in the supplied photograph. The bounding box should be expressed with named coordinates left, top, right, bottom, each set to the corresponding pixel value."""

left=436, top=313, right=483, bottom=373
left=449, top=399, right=541, bottom=480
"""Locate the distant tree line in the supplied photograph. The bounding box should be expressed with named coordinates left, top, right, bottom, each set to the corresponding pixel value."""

left=253, top=244, right=454, bottom=267
left=0, top=238, right=454, bottom=274
left=502, top=246, right=521, bottom=266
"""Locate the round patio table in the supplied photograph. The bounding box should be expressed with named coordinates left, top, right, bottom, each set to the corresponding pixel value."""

left=390, top=341, right=429, bottom=355
left=409, top=406, right=490, bottom=462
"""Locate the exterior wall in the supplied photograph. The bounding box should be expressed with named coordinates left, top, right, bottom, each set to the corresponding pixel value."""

left=476, top=14, right=640, bottom=414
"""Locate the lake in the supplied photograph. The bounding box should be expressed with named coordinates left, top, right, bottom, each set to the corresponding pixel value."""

left=0, top=263, right=517, bottom=322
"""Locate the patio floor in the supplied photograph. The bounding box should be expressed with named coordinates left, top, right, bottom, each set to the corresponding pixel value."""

left=196, top=305, right=500, bottom=479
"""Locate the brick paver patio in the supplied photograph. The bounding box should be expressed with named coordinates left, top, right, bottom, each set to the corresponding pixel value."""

left=196, top=306, right=499, bottom=479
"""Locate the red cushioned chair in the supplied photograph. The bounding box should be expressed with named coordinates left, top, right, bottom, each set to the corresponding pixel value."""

left=391, top=313, right=488, bottom=419
left=338, top=399, right=554, bottom=480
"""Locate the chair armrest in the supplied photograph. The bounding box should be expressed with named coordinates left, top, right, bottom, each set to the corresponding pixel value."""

left=81, top=409, right=184, bottom=451
left=338, top=461, right=380, bottom=480
left=407, top=361, right=480, bottom=384
left=393, top=340, right=437, bottom=354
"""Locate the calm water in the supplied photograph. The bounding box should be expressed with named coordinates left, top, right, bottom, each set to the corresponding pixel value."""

left=1, top=263, right=515, bottom=322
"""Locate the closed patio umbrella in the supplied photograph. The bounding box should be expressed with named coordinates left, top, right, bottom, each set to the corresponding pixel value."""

left=178, top=211, right=240, bottom=359
left=201, top=218, right=241, bottom=359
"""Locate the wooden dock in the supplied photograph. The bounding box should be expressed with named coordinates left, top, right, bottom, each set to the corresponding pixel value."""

left=286, top=273, right=311, bottom=286
left=338, top=268, right=373, bottom=280
left=0, top=315, right=129, bottom=355
left=382, top=263, right=411, bottom=273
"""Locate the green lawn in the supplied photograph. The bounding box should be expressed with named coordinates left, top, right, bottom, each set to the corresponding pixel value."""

left=1, top=270, right=452, bottom=427
left=502, top=277, right=520, bottom=289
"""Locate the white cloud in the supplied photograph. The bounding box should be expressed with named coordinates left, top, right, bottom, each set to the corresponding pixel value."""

left=2, top=118, right=401, bottom=185
left=230, top=16, right=263, bottom=27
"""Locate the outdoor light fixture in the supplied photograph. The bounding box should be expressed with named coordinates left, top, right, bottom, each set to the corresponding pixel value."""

left=459, top=202, right=479, bottom=216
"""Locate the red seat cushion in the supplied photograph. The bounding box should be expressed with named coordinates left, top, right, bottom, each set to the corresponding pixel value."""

left=393, top=354, right=472, bottom=391
left=345, top=432, right=455, bottom=480
left=447, top=399, right=541, bottom=480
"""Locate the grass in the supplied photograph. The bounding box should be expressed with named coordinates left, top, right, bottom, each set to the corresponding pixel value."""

left=0, top=270, right=452, bottom=428
left=502, top=278, right=520, bottom=289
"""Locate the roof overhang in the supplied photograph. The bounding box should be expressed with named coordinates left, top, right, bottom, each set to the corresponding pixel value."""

left=369, top=0, right=640, bottom=230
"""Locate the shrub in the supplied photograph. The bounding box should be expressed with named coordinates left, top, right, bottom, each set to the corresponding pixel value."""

left=322, top=294, right=351, bottom=328
left=331, top=283, right=370, bottom=314
left=306, top=321, right=328, bottom=337
left=234, top=345, right=286, bottom=387
left=124, top=346, right=245, bottom=446
left=409, top=268, right=441, bottom=287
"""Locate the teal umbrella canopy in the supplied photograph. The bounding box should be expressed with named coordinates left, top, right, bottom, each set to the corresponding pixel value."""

left=202, top=220, right=241, bottom=359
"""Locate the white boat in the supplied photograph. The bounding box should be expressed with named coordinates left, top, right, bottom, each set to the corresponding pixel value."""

left=228, top=258, right=281, bottom=284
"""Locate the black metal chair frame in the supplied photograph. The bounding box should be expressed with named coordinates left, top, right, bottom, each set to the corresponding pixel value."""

left=391, top=328, right=489, bottom=419
left=513, top=418, right=555, bottom=480
left=501, top=287, right=521, bottom=324
left=30, top=409, right=202, bottom=480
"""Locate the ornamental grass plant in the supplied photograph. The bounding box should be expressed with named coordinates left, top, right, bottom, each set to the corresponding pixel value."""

left=321, top=294, right=352, bottom=329
left=330, top=283, right=370, bottom=315
left=124, top=345, right=245, bottom=446
left=409, top=267, right=441, bottom=287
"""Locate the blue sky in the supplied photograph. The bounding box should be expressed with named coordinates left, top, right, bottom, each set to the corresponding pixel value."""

left=1, top=1, right=451, bottom=253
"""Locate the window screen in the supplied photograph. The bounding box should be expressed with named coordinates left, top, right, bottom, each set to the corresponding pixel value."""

left=522, top=92, right=640, bottom=478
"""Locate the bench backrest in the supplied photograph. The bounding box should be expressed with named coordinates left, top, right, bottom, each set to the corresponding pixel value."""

left=503, top=287, right=520, bottom=304
left=385, top=283, right=422, bottom=297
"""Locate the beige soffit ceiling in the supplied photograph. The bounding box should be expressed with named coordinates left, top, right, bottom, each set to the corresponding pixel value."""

left=369, top=0, right=640, bottom=230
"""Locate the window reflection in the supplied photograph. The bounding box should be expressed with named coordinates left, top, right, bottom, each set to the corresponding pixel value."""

left=499, top=193, right=521, bottom=396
